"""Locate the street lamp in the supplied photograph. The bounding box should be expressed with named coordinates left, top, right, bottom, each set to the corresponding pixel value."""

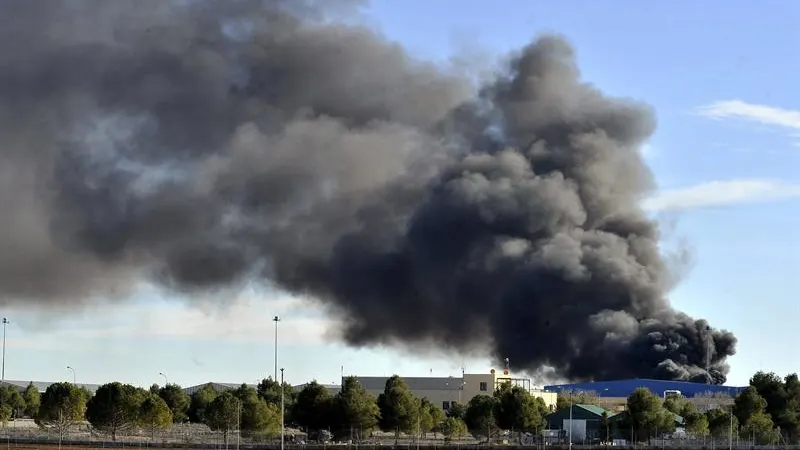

left=1, top=318, right=9, bottom=382
left=159, top=372, right=168, bottom=386
left=273, top=316, right=280, bottom=381
left=66, top=366, right=76, bottom=385
left=280, top=367, right=285, bottom=450
left=568, top=391, right=573, bottom=450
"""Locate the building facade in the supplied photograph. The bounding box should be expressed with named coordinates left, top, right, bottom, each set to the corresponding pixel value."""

left=350, top=370, right=557, bottom=412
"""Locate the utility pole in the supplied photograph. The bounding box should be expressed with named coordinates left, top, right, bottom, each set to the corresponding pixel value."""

left=280, top=368, right=285, bottom=450
left=729, top=407, right=733, bottom=450
left=568, top=391, right=573, bottom=450
left=1, top=318, right=8, bottom=382
left=273, top=316, right=280, bottom=381
left=416, top=399, right=421, bottom=450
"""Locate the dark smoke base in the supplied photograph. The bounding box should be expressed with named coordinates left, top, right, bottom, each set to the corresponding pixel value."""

left=0, top=0, right=736, bottom=383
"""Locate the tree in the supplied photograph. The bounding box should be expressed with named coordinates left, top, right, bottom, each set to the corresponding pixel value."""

left=0, top=405, right=11, bottom=426
left=742, top=410, right=778, bottom=444
left=23, top=383, right=40, bottom=418
left=601, top=411, right=610, bottom=443
left=377, top=375, right=417, bottom=440
left=139, top=394, right=173, bottom=439
left=86, top=382, right=148, bottom=441
left=731, top=386, right=777, bottom=444
left=464, top=394, right=498, bottom=439
left=679, top=402, right=709, bottom=437
left=205, top=391, right=241, bottom=444
left=417, top=398, right=442, bottom=437
left=234, top=384, right=281, bottom=436
left=446, top=402, right=466, bottom=420
left=424, top=399, right=445, bottom=437
left=257, top=377, right=296, bottom=425
left=706, top=408, right=739, bottom=439
left=686, top=412, right=709, bottom=436
left=333, top=376, right=380, bottom=440
left=0, top=385, right=25, bottom=418
left=734, top=387, right=767, bottom=426
left=441, top=416, right=467, bottom=441
left=157, top=384, right=190, bottom=423
left=36, top=382, right=88, bottom=440
left=781, top=374, right=800, bottom=442
left=750, top=372, right=787, bottom=424
left=494, top=383, right=545, bottom=433
left=663, top=396, right=689, bottom=415
left=188, top=384, right=218, bottom=423
left=293, top=381, right=334, bottom=434
left=625, top=388, right=674, bottom=442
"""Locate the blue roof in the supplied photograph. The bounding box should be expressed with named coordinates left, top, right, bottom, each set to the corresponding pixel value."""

left=544, top=379, right=746, bottom=398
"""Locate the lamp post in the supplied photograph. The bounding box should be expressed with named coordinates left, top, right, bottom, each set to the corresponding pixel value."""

left=1, top=318, right=8, bottom=382
left=159, top=372, right=168, bottom=386
left=273, top=316, right=280, bottom=381
left=66, top=366, right=76, bottom=385
left=729, top=406, right=733, bottom=450
left=280, top=368, right=285, bottom=450
left=568, top=391, right=573, bottom=450
left=416, top=398, right=421, bottom=450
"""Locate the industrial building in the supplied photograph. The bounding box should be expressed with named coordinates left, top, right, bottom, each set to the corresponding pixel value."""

left=545, top=379, right=746, bottom=411
left=292, top=382, right=341, bottom=396
left=545, top=404, right=613, bottom=442
left=350, top=369, right=557, bottom=411
left=544, top=404, right=686, bottom=444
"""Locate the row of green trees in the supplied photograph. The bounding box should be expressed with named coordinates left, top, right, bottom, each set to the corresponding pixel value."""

left=0, top=375, right=551, bottom=443
left=10, top=370, right=800, bottom=444
left=2, top=379, right=289, bottom=442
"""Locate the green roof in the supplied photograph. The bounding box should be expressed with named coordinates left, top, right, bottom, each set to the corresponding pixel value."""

left=575, top=404, right=613, bottom=416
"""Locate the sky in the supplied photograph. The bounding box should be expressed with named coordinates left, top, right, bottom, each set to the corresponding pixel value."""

left=3, top=0, right=799, bottom=390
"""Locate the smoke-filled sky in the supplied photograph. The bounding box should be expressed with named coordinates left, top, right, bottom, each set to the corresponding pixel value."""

left=1, top=0, right=798, bottom=388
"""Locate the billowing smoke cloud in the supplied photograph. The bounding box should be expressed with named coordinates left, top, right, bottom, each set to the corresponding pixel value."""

left=0, top=0, right=736, bottom=383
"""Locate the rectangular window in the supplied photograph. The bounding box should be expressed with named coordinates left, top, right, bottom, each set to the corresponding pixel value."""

left=442, top=401, right=450, bottom=410
left=480, top=381, right=488, bottom=391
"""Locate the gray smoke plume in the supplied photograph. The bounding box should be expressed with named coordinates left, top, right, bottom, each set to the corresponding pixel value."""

left=0, top=0, right=736, bottom=383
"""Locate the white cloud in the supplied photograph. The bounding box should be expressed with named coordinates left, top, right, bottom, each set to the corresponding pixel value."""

left=695, top=100, right=800, bottom=130
left=644, top=178, right=800, bottom=212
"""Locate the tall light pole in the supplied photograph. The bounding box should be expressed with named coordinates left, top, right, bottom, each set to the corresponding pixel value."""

left=66, top=366, right=75, bottom=385
left=729, top=406, right=733, bottom=450
left=159, top=372, right=168, bottom=386
left=568, top=391, right=573, bottom=450
left=1, top=318, right=8, bottom=382
left=280, top=367, right=285, bottom=450
left=273, top=316, right=280, bottom=381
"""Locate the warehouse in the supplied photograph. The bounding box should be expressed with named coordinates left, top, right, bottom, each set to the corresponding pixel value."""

left=545, top=379, right=746, bottom=410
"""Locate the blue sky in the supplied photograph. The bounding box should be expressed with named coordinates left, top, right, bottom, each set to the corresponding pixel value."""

left=5, top=1, right=799, bottom=389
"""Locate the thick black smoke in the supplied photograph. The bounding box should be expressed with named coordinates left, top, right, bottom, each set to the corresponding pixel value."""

left=0, top=0, right=736, bottom=383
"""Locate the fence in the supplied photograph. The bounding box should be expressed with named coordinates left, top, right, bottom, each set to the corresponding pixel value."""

left=0, top=421, right=797, bottom=450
